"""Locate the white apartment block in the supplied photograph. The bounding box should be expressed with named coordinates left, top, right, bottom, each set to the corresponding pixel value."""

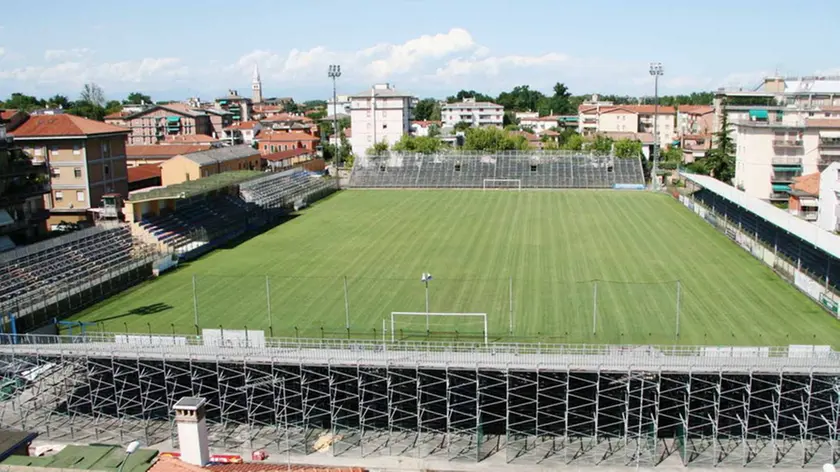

left=442, top=98, right=503, bottom=128
left=326, top=94, right=351, bottom=117
left=578, top=105, right=676, bottom=146
left=518, top=115, right=561, bottom=134
left=733, top=117, right=840, bottom=203
left=817, top=162, right=840, bottom=232
left=349, top=83, right=415, bottom=156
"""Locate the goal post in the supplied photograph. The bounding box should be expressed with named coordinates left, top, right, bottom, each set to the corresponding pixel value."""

left=390, top=312, right=488, bottom=345
left=482, top=179, right=522, bottom=191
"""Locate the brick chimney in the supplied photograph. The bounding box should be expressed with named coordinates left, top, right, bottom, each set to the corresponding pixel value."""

left=173, top=397, right=210, bottom=466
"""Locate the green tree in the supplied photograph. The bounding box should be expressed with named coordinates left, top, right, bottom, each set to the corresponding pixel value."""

left=303, top=99, right=327, bottom=109
left=2, top=93, right=45, bottom=112
left=68, top=101, right=106, bottom=121
left=662, top=146, right=684, bottom=163
left=613, top=138, right=643, bottom=159
left=105, top=100, right=122, bottom=115
left=414, top=98, right=442, bottom=121
left=446, top=90, right=494, bottom=103
left=463, top=127, right=529, bottom=152
left=47, top=94, right=71, bottom=109
left=391, top=135, right=447, bottom=154
left=590, top=135, right=614, bottom=154
left=454, top=121, right=472, bottom=132
left=124, top=92, right=152, bottom=104
left=496, top=85, right=545, bottom=111
left=308, top=109, right=327, bottom=121
left=703, top=111, right=736, bottom=183
left=562, top=133, right=584, bottom=151
left=427, top=124, right=441, bottom=138
left=366, top=140, right=389, bottom=156
left=284, top=99, right=300, bottom=114
left=80, top=83, right=106, bottom=107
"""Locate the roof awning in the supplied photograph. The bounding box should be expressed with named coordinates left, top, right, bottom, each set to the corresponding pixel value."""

left=799, top=197, right=818, bottom=206
left=772, top=165, right=801, bottom=171
left=749, top=109, right=769, bottom=119
left=166, top=116, right=181, bottom=122
left=819, top=130, right=840, bottom=138
left=772, top=184, right=791, bottom=192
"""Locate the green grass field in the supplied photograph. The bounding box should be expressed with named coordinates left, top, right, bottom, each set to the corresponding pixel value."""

left=69, top=189, right=840, bottom=346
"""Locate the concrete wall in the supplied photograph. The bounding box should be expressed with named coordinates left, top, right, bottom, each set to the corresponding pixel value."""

left=817, top=162, right=840, bottom=232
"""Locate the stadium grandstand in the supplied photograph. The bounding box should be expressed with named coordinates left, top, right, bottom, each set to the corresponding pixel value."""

left=0, top=223, right=157, bottom=330
left=348, top=151, right=645, bottom=189
left=240, top=168, right=337, bottom=210
left=681, top=172, right=840, bottom=312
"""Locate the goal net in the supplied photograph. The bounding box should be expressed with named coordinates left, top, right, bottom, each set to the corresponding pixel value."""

left=483, top=179, right=521, bottom=191
left=390, top=312, right=488, bottom=344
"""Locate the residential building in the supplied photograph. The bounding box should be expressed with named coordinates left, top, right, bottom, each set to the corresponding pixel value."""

left=518, top=115, right=561, bottom=134
left=201, top=108, right=234, bottom=139
left=511, top=130, right=543, bottom=149
left=677, top=105, right=715, bottom=136
left=126, top=144, right=210, bottom=168
left=251, top=104, right=285, bottom=120
left=116, top=104, right=213, bottom=145
left=410, top=121, right=440, bottom=137
left=215, top=90, right=252, bottom=123
left=262, top=148, right=319, bottom=171
left=328, top=128, right=351, bottom=147
left=515, top=111, right=538, bottom=121
left=578, top=104, right=676, bottom=146
left=349, top=83, right=415, bottom=156
left=817, top=162, right=840, bottom=232
left=257, top=130, right=320, bottom=155
left=159, top=145, right=262, bottom=186
left=681, top=134, right=712, bottom=163
left=11, top=114, right=130, bottom=226
left=103, top=111, right=132, bottom=128
left=160, top=134, right=221, bottom=146
left=326, top=94, right=351, bottom=117
left=442, top=98, right=503, bottom=128
left=733, top=117, right=840, bottom=203
left=251, top=65, right=263, bottom=104
left=260, top=113, right=316, bottom=133
left=788, top=172, right=820, bottom=221
left=223, top=121, right=262, bottom=145
left=0, top=120, right=49, bottom=249
left=0, top=109, right=30, bottom=132
left=127, top=165, right=162, bottom=192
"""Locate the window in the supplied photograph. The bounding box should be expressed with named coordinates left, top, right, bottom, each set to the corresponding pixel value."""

left=76, top=191, right=85, bottom=202
left=55, top=191, right=63, bottom=201
left=34, top=148, right=43, bottom=156
left=50, top=145, right=60, bottom=155
left=530, top=164, right=537, bottom=172
left=51, top=167, right=61, bottom=178
left=73, top=143, right=82, bottom=155
left=383, top=124, right=388, bottom=129
left=454, top=164, right=461, bottom=172
left=101, top=142, right=111, bottom=158
left=74, top=167, right=82, bottom=178
left=104, top=165, right=110, bottom=177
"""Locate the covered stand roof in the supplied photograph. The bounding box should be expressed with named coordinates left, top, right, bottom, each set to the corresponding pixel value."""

left=128, top=170, right=264, bottom=202
left=681, top=172, right=840, bottom=259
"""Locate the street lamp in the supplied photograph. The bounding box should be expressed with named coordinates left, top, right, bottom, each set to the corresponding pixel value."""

left=421, top=272, right=433, bottom=331
left=649, top=62, right=664, bottom=190
left=328, top=65, right=342, bottom=167
left=117, top=441, right=141, bottom=472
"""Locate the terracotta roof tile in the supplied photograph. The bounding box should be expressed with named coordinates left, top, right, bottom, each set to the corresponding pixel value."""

left=1, top=109, right=21, bottom=121
left=127, top=164, right=162, bottom=183
left=263, top=113, right=312, bottom=123
left=11, top=114, right=130, bottom=137
left=224, top=121, right=261, bottom=131
left=262, top=148, right=317, bottom=162
left=127, top=144, right=211, bottom=157
left=411, top=120, right=441, bottom=127
left=678, top=105, right=714, bottom=115
left=104, top=111, right=131, bottom=120
left=260, top=131, right=320, bottom=142
left=162, top=134, right=220, bottom=144
left=207, top=464, right=365, bottom=472
left=791, top=172, right=820, bottom=196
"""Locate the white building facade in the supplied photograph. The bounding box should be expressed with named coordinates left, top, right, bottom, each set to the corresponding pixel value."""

left=349, top=84, right=415, bottom=156
left=326, top=94, right=351, bottom=117
left=817, top=162, right=840, bottom=232
left=442, top=99, right=503, bottom=128
left=734, top=119, right=840, bottom=202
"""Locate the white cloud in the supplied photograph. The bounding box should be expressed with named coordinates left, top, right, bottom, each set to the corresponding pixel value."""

left=434, top=53, right=567, bottom=80
left=44, top=48, right=93, bottom=61
left=0, top=57, right=187, bottom=88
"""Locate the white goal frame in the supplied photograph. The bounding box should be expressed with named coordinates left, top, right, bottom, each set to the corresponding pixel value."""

left=390, top=312, right=488, bottom=345
left=482, top=178, right=522, bottom=191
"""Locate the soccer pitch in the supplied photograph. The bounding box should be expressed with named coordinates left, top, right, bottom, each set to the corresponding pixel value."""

left=70, top=189, right=840, bottom=346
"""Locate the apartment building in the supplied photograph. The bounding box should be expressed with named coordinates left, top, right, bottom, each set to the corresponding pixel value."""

left=326, top=94, right=351, bottom=117
left=202, top=108, right=234, bottom=138
left=518, top=115, right=562, bottom=134
left=215, top=90, right=252, bottom=123
left=442, top=98, right=503, bottom=128
left=788, top=172, right=820, bottom=222
left=125, top=144, right=210, bottom=167
left=160, top=145, right=262, bottom=186
left=349, top=83, right=415, bottom=156
left=733, top=117, right=840, bottom=203
left=578, top=105, right=676, bottom=146
left=260, top=113, right=316, bottom=133
left=223, top=121, right=262, bottom=145
left=11, top=114, right=130, bottom=226
left=257, top=131, right=320, bottom=155
left=816, top=162, right=840, bottom=232
left=0, top=120, right=49, bottom=249
left=677, top=105, right=715, bottom=136
left=112, top=104, right=213, bottom=145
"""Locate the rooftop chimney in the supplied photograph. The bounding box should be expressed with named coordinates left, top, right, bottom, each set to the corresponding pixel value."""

left=173, top=397, right=210, bottom=466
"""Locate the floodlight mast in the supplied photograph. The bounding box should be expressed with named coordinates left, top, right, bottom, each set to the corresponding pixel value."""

left=328, top=65, right=342, bottom=166
left=649, top=62, right=664, bottom=191
left=421, top=272, right=432, bottom=331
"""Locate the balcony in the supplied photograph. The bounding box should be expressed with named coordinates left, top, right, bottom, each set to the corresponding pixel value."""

left=771, top=157, right=802, bottom=166
left=820, top=138, right=840, bottom=148
left=771, top=173, right=798, bottom=184
left=819, top=156, right=840, bottom=167
left=772, top=139, right=802, bottom=148
left=769, top=192, right=789, bottom=201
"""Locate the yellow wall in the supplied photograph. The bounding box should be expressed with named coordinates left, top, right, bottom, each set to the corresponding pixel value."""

left=160, top=155, right=202, bottom=186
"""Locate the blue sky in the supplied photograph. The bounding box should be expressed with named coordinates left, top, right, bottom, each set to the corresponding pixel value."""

left=1, top=0, right=839, bottom=102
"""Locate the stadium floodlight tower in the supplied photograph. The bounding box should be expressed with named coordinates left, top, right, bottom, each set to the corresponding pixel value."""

left=421, top=272, right=432, bottom=330
left=649, top=62, right=664, bottom=191
left=328, top=64, right=342, bottom=166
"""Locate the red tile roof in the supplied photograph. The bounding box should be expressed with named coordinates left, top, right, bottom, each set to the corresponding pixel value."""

left=104, top=111, right=131, bottom=120
left=262, top=148, right=316, bottom=162
left=127, top=144, right=211, bottom=157
left=598, top=131, right=656, bottom=143
left=806, top=119, right=840, bottom=128
left=579, top=104, right=676, bottom=115
left=162, top=134, right=220, bottom=144
left=260, top=131, right=320, bottom=142
left=127, top=164, right=162, bottom=183
left=411, top=120, right=441, bottom=127
left=11, top=114, right=130, bottom=137
left=678, top=105, right=714, bottom=115
left=1, top=109, right=21, bottom=121
left=791, top=172, right=820, bottom=196
left=224, top=121, right=261, bottom=131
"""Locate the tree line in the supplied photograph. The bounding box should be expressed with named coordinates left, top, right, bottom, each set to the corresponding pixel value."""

left=0, top=85, right=154, bottom=121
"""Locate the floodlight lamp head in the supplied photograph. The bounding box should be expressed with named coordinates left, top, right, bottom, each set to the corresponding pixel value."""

left=649, top=62, right=663, bottom=76
left=421, top=272, right=432, bottom=282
